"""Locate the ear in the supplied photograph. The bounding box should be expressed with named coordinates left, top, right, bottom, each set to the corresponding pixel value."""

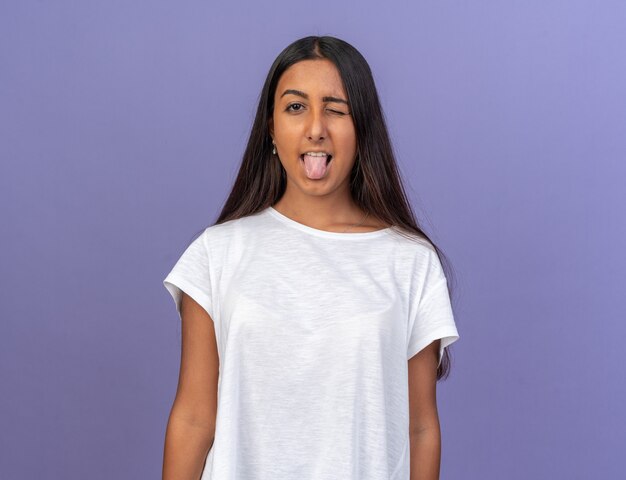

left=268, top=116, right=274, bottom=139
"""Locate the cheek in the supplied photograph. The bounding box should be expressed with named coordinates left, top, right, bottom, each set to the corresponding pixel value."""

left=275, top=121, right=301, bottom=142
left=337, top=127, right=357, bottom=153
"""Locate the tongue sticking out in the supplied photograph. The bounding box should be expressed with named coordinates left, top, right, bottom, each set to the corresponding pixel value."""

left=302, top=154, right=331, bottom=180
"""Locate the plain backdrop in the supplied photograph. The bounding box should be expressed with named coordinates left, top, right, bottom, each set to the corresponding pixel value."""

left=1, top=1, right=625, bottom=479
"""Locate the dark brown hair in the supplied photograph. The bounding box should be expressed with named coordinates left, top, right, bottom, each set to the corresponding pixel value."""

left=201, top=35, right=458, bottom=380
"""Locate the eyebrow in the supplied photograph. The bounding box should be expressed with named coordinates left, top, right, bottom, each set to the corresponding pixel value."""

left=280, top=89, right=349, bottom=106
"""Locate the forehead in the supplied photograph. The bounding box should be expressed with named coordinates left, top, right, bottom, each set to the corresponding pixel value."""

left=276, top=59, right=346, bottom=98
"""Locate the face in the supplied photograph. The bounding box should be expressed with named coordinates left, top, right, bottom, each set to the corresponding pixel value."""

left=268, top=59, right=357, bottom=195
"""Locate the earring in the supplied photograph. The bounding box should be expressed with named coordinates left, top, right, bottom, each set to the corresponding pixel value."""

left=272, top=141, right=276, bottom=155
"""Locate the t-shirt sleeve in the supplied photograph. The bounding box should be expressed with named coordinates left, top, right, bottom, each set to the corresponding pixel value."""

left=407, top=250, right=460, bottom=366
left=163, top=230, right=215, bottom=322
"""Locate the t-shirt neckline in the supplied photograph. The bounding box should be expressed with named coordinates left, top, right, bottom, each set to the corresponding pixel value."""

left=266, top=206, right=393, bottom=240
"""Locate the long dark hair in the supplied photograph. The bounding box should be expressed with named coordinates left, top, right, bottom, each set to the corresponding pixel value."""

left=199, top=35, right=458, bottom=380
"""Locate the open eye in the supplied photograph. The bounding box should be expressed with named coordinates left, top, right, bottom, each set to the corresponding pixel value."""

left=286, top=103, right=304, bottom=112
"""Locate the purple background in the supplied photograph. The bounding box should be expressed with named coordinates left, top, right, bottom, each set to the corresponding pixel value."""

left=2, top=1, right=625, bottom=479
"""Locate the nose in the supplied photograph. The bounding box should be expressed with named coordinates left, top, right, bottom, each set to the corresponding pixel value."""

left=306, top=106, right=328, bottom=142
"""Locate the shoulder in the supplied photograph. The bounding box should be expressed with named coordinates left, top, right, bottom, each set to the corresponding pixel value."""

left=383, top=229, right=444, bottom=280
left=203, top=212, right=259, bottom=239
left=386, top=227, right=437, bottom=257
left=200, top=211, right=267, bottom=256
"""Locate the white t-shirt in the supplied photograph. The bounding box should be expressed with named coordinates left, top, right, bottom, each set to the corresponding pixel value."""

left=163, top=205, right=460, bottom=480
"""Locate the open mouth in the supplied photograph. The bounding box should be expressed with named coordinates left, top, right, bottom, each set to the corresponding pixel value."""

left=300, top=154, right=333, bottom=164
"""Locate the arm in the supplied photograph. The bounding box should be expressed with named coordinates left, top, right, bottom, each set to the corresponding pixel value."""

left=163, top=292, right=220, bottom=480
left=408, top=339, right=441, bottom=480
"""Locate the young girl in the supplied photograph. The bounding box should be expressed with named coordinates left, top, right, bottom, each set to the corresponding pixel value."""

left=162, top=35, right=460, bottom=480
